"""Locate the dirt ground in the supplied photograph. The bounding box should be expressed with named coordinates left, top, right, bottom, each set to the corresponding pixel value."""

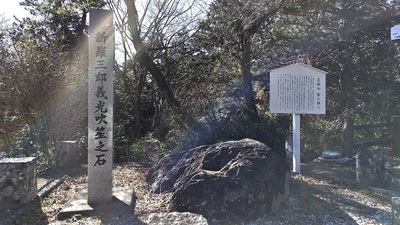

left=8, top=159, right=400, bottom=225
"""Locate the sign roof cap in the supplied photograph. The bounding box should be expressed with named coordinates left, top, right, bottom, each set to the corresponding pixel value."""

left=270, top=63, right=328, bottom=75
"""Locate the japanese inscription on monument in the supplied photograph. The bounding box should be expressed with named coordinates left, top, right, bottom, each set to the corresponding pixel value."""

left=88, top=9, right=114, bottom=203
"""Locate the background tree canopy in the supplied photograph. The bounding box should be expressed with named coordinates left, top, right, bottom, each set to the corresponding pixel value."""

left=1, top=0, right=400, bottom=171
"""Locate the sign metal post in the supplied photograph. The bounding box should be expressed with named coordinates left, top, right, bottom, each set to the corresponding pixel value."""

left=292, top=113, right=301, bottom=173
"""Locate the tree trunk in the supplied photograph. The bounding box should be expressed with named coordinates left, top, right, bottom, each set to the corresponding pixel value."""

left=339, top=59, right=354, bottom=110
left=126, top=0, right=181, bottom=112
left=337, top=6, right=354, bottom=112
left=240, top=31, right=258, bottom=117
left=230, top=0, right=285, bottom=118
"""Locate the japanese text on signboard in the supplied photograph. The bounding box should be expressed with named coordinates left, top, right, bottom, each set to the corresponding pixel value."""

left=269, top=65, right=326, bottom=115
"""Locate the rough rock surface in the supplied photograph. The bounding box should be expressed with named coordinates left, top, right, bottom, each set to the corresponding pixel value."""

left=144, top=212, right=208, bottom=225
left=146, top=144, right=209, bottom=194
left=356, top=150, right=391, bottom=187
left=146, top=139, right=290, bottom=221
left=0, top=157, right=37, bottom=204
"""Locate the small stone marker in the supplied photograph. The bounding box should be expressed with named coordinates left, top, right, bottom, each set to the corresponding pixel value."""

left=55, top=141, right=78, bottom=167
left=142, top=140, right=160, bottom=165
left=356, top=150, right=391, bottom=187
left=88, top=8, right=114, bottom=204
left=392, top=197, right=400, bottom=224
left=0, top=157, right=37, bottom=204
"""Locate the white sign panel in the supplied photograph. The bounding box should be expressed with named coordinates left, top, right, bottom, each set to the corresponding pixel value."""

left=391, top=24, right=400, bottom=40
left=270, top=63, right=326, bottom=114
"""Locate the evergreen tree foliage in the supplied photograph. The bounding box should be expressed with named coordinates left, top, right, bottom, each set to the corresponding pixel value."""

left=0, top=0, right=105, bottom=172
left=1, top=0, right=400, bottom=165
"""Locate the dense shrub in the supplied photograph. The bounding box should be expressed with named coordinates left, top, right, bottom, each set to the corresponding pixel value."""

left=163, top=106, right=290, bottom=158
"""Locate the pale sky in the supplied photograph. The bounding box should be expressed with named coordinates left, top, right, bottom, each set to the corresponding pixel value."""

left=0, top=0, right=30, bottom=21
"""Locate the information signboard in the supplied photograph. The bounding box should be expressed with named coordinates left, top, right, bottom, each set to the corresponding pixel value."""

left=391, top=24, right=400, bottom=41
left=270, top=63, right=326, bottom=114
left=269, top=63, right=327, bottom=173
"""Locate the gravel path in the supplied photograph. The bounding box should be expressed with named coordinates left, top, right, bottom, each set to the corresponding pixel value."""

left=11, top=161, right=399, bottom=225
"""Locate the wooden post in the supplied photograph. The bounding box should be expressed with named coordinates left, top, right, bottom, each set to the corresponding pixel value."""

left=342, top=119, right=354, bottom=157
left=392, top=116, right=400, bottom=156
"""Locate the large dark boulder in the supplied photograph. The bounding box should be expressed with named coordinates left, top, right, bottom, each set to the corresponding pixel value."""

left=146, top=139, right=290, bottom=221
left=146, top=144, right=209, bottom=194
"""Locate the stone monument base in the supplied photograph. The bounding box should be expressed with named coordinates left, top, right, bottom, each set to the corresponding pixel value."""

left=57, top=189, right=135, bottom=220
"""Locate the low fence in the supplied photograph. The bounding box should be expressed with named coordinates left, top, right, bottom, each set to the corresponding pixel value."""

left=342, top=116, right=400, bottom=156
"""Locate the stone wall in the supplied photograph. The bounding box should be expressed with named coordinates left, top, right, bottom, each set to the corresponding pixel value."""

left=0, top=157, right=37, bottom=204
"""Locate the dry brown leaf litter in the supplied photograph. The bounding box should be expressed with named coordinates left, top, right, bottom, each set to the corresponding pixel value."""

left=13, top=162, right=396, bottom=225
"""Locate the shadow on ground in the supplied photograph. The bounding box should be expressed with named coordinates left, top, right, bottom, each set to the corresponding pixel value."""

left=1, top=197, right=49, bottom=225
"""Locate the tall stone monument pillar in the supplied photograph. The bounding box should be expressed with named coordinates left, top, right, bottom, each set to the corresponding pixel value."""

left=58, top=10, right=134, bottom=219
left=88, top=8, right=114, bottom=204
